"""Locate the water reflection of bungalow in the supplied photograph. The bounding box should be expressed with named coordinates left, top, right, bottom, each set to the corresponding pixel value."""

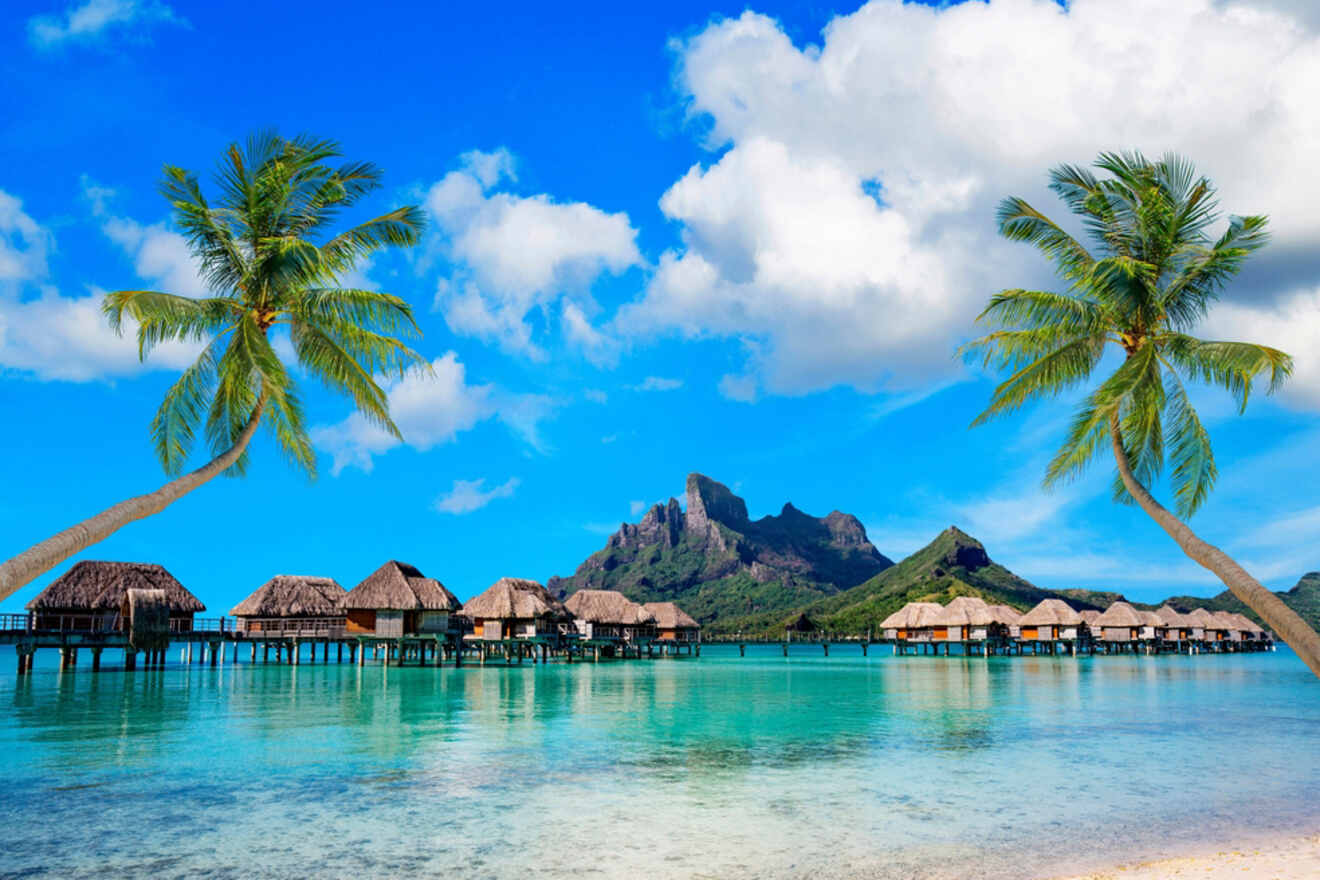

left=26, top=561, right=204, bottom=633
left=460, top=578, right=571, bottom=640
left=340, top=561, right=460, bottom=637
left=229, top=575, right=346, bottom=636
left=564, top=590, right=656, bottom=642
left=1017, top=599, right=1084, bottom=652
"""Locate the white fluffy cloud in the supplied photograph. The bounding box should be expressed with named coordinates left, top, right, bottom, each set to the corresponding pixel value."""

left=28, top=0, right=185, bottom=49
left=628, top=376, right=683, bottom=392
left=427, top=150, right=642, bottom=360
left=0, top=189, right=199, bottom=381
left=1201, top=286, right=1320, bottom=410
left=310, top=352, right=555, bottom=476
left=433, top=477, right=521, bottom=514
left=618, top=0, right=1320, bottom=402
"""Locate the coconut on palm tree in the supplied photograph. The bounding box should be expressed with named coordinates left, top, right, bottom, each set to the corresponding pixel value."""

left=964, top=150, right=1320, bottom=678
left=0, top=131, right=426, bottom=601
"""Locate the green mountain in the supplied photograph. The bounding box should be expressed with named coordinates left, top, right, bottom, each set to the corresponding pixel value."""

left=547, top=474, right=894, bottom=629
left=714, top=525, right=1096, bottom=637
left=1041, top=575, right=1320, bottom=632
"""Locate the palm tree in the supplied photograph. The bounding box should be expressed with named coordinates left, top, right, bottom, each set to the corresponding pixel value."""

left=0, top=131, right=427, bottom=602
left=964, top=150, right=1320, bottom=678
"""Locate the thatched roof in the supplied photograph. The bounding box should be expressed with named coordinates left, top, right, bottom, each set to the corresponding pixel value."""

left=1139, top=610, right=1165, bottom=627
left=986, top=604, right=1023, bottom=625
left=341, top=561, right=460, bottom=611
left=1155, top=604, right=1192, bottom=626
left=1018, top=599, right=1082, bottom=626
left=943, top=596, right=994, bottom=626
left=1210, top=610, right=1243, bottom=631
left=26, top=561, right=204, bottom=613
left=879, top=602, right=946, bottom=629
left=230, top=575, right=346, bottom=617
left=1230, top=613, right=1264, bottom=634
left=1185, top=608, right=1221, bottom=628
left=1095, top=601, right=1144, bottom=628
left=564, top=590, right=655, bottom=625
left=643, top=602, right=699, bottom=630
left=460, top=578, right=569, bottom=620
left=1079, top=609, right=1101, bottom=626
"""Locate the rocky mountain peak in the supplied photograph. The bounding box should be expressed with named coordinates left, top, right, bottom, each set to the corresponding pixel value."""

left=936, top=525, right=991, bottom=570
left=685, top=473, right=749, bottom=531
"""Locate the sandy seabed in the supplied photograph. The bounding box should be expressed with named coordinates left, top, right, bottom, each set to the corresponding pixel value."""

left=1056, top=834, right=1320, bottom=879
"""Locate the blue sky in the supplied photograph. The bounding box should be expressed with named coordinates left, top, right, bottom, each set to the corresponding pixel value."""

left=2, top=0, right=1319, bottom=615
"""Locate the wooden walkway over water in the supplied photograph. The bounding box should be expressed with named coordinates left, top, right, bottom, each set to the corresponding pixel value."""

left=0, top=613, right=699, bottom=674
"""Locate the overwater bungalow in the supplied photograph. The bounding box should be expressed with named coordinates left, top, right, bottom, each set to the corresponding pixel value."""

left=643, top=602, right=701, bottom=643
left=942, top=596, right=1015, bottom=643
left=1017, top=599, right=1084, bottom=646
left=25, top=561, right=204, bottom=633
left=880, top=602, right=947, bottom=642
left=1138, top=610, right=1166, bottom=642
left=460, top=577, right=571, bottom=641
left=340, top=561, right=461, bottom=638
left=1230, top=613, right=1266, bottom=644
left=1094, top=601, right=1144, bottom=646
left=1155, top=605, right=1195, bottom=645
left=985, top=604, right=1024, bottom=639
left=230, top=575, right=346, bottom=636
left=564, top=590, right=656, bottom=642
left=1186, top=608, right=1222, bottom=645
left=1211, top=611, right=1243, bottom=645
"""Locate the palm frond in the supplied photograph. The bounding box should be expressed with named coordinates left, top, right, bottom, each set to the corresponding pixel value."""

left=1162, top=334, right=1292, bottom=411
left=1160, top=361, right=1217, bottom=517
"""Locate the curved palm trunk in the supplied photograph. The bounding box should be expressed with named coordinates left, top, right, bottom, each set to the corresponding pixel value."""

left=0, top=396, right=267, bottom=603
left=1110, top=416, right=1320, bottom=679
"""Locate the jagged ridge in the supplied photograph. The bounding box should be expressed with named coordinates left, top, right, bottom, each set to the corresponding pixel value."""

left=547, top=474, right=894, bottom=625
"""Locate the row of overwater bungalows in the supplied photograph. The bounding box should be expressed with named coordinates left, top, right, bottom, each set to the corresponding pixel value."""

left=23, top=560, right=701, bottom=646
left=880, top=595, right=1271, bottom=654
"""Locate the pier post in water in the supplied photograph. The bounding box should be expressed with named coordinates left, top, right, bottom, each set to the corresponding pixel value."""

left=91, top=648, right=102, bottom=671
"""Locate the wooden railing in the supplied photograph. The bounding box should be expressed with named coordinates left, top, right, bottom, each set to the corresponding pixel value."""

left=230, top=617, right=346, bottom=638
left=0, top=613, right=32, bottom=633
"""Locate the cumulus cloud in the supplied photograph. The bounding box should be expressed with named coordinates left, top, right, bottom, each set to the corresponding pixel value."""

left=617, top=0, right=1320, bottom=402
left=1201, top=286, right=1320, bottom=410
left=427, top=149, right=642, bottom=360
left=434, top=477, right=521, bottom=514
left=28, top=0, right=186, bottom=49
left=0, top=189, right=199, bottom=381
left=310, top=352, right=555, bottom=475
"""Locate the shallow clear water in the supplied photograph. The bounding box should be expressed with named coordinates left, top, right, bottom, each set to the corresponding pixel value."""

left=1, top=645, right=1317, bottom=879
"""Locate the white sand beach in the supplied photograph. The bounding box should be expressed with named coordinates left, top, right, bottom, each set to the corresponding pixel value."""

left=1058, top=834, right=1320, bottom=879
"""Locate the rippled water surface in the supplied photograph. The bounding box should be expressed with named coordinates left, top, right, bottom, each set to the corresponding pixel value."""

left=1, top=645, right=1317, bottom=879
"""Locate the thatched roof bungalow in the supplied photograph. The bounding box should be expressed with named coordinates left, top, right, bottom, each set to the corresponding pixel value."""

left=1094, top=601, right=1144, bottom=642
left=1018, top=599, right=1083, bottom=641
left=340, top=561, right=460, bottom=637
left=1210, top=610, right=1244, bottom=642
left=26, top=561, right=203, bottom=633
left=564, top=590, right=656, bottom=642
left=1138, top=609, right=1166, bottom=641
left=1155, top=605, right=1195, bottom=642
left=1185, top=608, right=1221, bottom=641
left=230, top=575, right=346, bottom=635
left=987, top=604, right=1023, bottom=638
left=1230, top=613, right=1266, bottom=641
left=460, top=578, right=570, bottom=640
left=643, top=602, right=700, bottom=642
left=942, top=596, right=1014, bottom=642
left=879, top=602, right=946, bottom=641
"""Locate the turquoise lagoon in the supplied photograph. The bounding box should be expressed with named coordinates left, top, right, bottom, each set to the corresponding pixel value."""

left=2, top=646, right=1317, bottom=879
